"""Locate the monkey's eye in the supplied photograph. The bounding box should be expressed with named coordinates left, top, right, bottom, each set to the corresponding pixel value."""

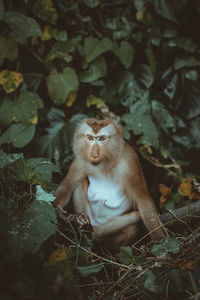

left=98, top=136, right=106, bottom=142
left=87, top=135, right=94, bottom=141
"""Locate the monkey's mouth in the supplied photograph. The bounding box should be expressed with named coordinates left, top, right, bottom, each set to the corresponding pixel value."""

left=89, top=157, right=101, bottom=165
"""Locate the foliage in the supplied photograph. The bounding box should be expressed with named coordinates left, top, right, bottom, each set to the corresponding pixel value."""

left=0, top=0, right=200, bottom=299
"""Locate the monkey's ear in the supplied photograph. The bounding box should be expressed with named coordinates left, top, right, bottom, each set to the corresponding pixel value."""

left=116, top=125, right=123, bottom=135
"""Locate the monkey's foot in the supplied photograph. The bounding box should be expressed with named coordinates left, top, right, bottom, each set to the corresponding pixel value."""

left=67, top=213, right=92, bottom=228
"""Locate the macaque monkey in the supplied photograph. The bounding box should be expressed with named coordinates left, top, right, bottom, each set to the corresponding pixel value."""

left=54, top=118, right=164, bottom=248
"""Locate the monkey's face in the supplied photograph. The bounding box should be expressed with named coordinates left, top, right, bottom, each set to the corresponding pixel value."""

left=85, top=134, right=109, bottom=164
left=73, top=119, right=124, bottom=165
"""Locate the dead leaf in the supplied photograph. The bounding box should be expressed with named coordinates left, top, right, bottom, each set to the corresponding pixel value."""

left=159, top=184, right=171, bottom=208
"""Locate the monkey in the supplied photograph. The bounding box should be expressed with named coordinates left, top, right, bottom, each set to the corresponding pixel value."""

left=53, top=118, right=164, bottom=249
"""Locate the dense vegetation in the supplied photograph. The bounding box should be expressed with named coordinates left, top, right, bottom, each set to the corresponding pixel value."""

left=0, top=0, right=200, bottom=299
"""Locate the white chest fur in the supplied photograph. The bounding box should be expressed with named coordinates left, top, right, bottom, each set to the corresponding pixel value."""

left=86, top=175, right=130, bottom=226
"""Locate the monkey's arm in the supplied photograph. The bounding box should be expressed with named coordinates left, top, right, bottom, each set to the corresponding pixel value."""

left=123, top=146, right=164, bottom=239
left=93, top=211, right=141, bottom=240
left=53, top=159, right=85, bottom=208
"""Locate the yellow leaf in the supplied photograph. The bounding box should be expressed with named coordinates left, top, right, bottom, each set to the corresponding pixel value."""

left=48, top=249, right=67, bottom=266
left=66, top=91, right=77, bottom=107
left=178, top=177, right=195, bottom=198
left=136, top=7, right=146, bottom=21
left=29, top=116, right=38, bottom=125
left=39, top=0, right=58, bottom=24
left=86, top=94, right=105, bottom=109
left=41, top=25, right=53, bottom=41
left=159, top=184, right=171, bottom=208
left=0, top=70, right=23, bottom=93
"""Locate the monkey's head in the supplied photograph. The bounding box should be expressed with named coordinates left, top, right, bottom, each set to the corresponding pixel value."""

left=73, top=118, right=124, bottom=165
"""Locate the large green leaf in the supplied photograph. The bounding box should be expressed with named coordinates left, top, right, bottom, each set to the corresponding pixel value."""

left=2, top=200, right=57, bottom=260
left=0, top=123, right=35, bottom=148
left=0, top=90, right=43, bottom=127
left=112, top=41, right=134, bottom=69
left=135, top=64, right=154, bottom=88
left=152, top=100, right=175, bottom=132
left=26, top=158, right=59, bottom=183
left=47, top=67, right=79, bottom=105
left=142, top=270, right=163, bottom=293
left=121, top=113, right=159, bottom=148
left=4, top=11, right=41, bottom=43
left=0, top=35, right=18, bottom=65
left=83, top=36, right=112, bottom=63
left=79, top=57, right=107, bottom=83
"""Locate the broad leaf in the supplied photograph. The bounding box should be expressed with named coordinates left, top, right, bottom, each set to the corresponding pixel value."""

left=0, top=36, right=18, bottom=65
left=76, top=263, right=104, bottom=277
left=80, top=57, right=107, bottom=83
left=136, top=64, right=154, bottom=88
left=0, top=123, right=35, bottom=148
left=0, top=90, right=43, bottom=127
left=83, top=36, right=112, bottom=63
left=47, top=67, right=79, bottom=105
left=26, top=158, right=59, bottom=183
left=112, top=41, right=134, bottom=69
left=4, top=11, right=41, bottom=43
left=152, top=101, right=175, bottom=132
left=121, top=113, right=159, bottom=148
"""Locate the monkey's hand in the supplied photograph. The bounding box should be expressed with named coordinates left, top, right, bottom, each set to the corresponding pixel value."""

left=67, top=213, right=92, bottom=229
left=52, top=199, right=68, bottom=214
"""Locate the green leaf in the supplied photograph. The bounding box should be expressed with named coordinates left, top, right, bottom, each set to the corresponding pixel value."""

left=0, top=0, right=4, bottom=20
left=36, top=185, right=55, bottom=203
left=37, top=120, right=69, bottom=160
left=136, top=64, right=154, bottom=88
left=84, top=36, right=112, bottom=63
left=112, top=41, right=134, bottom=69
left=0, top=90, right=43, bottom=127
left=151, top=236, right=181, bottom=258
left=119, top=246, right=133, bottom=265
left=120, top=72, right=150, bottom=108
left=0, top=149, right=23, bottom=169
left=169, top=38, right=197, bottom=53
left=6, top=200, right=57, bottom=259
left=86, top=94, right=105, bottom=108
left=174, top=56, right=200, bottom=70
left=146, top=42, right=156, bottom=78
left=0, top=123, right=35, bottom=148
left=4, top=11, right=41, bottom=44
left=185, top=70, right=199, bottom=81
left=152, top=101, right=175, bottom=132
left=168, top=269, right=184, bottom=292
left=149, top=0, right=177, bottom=22
left=121, top=113, right=159, bottom=148
left=47, top=41, right=73, bottom=63
left=80, top=57, right=107, bottom=83
left=76, top=263, right=104, bottom=277
left=0, top=36, right=18, bottom=65
left=164, top=74, right=178, bottom=100
left=47, top=67, right=79, bottom=105
left=143, top=270, right=163, bottom=293
left=26, top=158, right=59, bottom=183
left=33, top=0, right=58, bottom=24
left=83, top=0, right=99, bottom=8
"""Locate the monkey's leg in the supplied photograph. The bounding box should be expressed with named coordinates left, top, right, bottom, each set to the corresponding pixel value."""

left=93, top=212, right=142, bottom=248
